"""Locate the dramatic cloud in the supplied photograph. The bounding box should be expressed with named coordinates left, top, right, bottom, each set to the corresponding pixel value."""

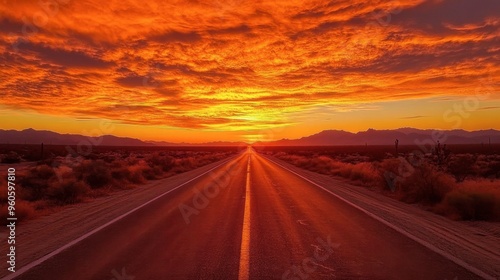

left=0, top=0, right=499, bottom=141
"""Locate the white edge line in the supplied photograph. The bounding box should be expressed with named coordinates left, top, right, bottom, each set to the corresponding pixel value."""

left=263, top=155, right=496, bottom=280
left=1, top=156, right=238, bottom=280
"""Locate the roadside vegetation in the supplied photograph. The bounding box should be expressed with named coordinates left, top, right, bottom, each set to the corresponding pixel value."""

left=256, top=145, right=500, bottom=222
left=0, top=146, right=240, bottom=223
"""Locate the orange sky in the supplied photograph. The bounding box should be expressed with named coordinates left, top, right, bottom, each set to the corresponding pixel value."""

left=0, top=0, right=499, bottom=143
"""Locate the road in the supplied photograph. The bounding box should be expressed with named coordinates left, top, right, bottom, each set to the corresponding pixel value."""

left=4, top=148, right=487, bottom=279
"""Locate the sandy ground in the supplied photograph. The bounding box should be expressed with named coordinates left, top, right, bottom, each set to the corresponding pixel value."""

left=0, top=154, right=498, bottom=278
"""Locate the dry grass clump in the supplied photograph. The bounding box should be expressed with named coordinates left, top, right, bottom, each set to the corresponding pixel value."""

left=0, top=175, right=6, bottom=203
left=396, top=163, right=454, bottom=205
left=48, top=177, right=90, bottom=205
left=20, top=164, right=57, bottom=201
left=13, top=200, right=36, bottom=221
left=0, top=200, right=36, bottom=224
left=446, top=154, right=478, bottom=182
left=73, top=160, right=112, bottom=189
left=435, top=180, right=500, bottom=221
left=330, top=161, right=381, bottom=186
left=109, top=160, right=150, bottom=185
left=145, top=153, right=174, bottom=172
left=0, top=175, right=36, bottom=223
left=1, top=151, right=21, bottom=163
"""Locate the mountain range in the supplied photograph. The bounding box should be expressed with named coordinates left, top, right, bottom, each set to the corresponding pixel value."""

left=0, top=128, right=499, bottom=146
left=0, top=129, right=157, bottom=146
left=253, top=128, right=500, bottom=146
left=0, top=129, right=246, bottom=146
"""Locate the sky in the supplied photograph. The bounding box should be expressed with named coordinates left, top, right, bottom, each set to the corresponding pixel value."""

left=0, top=0, right=499, bottom=143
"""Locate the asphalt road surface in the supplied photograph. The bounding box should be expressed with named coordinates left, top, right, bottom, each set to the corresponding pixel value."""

left=5, top=148, right=485, bottom=279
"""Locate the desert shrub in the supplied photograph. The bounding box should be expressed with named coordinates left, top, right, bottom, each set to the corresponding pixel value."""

left=2, top=152, right=21, bottom=163
left=111, top=160, right=152, bottom=183
left=376, top=158, right=453, bottom=203
left=130, top=163, right=150, bottom=182
left=0, top=175, right=6, bottom=204
left=277, top=154, right=337, bottom=174
left=100, top=154, right=117, bottom=163
left=314, top=156, right=337, bottom=174
left=0, top=200, right=36, bottom=223
left=172, top=157, right=197, bottom=173
left=48, top=178, right=90, bottom=205
left=73, top=160, right=112, bottom=189
left=325, top=160, right=382, bottom=187
left=39, top=157, right=57, bottom=167
left=341, top=154, right=370, bottom=164
left=273, top=152, right=287, bottom=158
left=347, top=162, right=382, bottom=185
left=195, top=152, right=229, bottom=166
left=368, top=151, right=386, bottom=162
left=16, top=200, right=36, bottom=221
left=141, top=165, right=162, bottom=180
left=398, top=164, right=454, bottom=205
left=23, top=148, right=45, bottom=161
left=275, top=154, right=310, bottom=169
left=146, top=153, right=174, bottom=172
left=447, top=154, right=478, bottom=182
left=84, top=153, right=99, bottom=160
left=117, top=155, right=137, bottom=165
left=376, top=158, right=412, bottom=191
left=436, top=182, right=500, bottom=221
left=484, top=160, right=500, bottom=179
left=20, top=164, right=57, bottom=201
left=120, top=151, right=131, bottom=159
left=111, top=165, right=132, bottom=181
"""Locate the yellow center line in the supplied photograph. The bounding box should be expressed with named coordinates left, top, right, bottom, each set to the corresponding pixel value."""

left=238, top=153, right=251, bottom=280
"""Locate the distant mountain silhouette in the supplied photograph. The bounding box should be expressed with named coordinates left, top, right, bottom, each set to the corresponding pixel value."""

left=253, top=128, right=500, bottom=146
left=1, top=128, right=499, bottom=146
left=146, top=140, right=246, bottom=146
left=0, top=129, right=246, bottom=146
left=0, top=128, right=154, bottom=146
left=190, top=141, right=247, bottom=146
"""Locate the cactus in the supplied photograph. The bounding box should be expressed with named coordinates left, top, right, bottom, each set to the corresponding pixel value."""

left=435, top=141, right=450, bottom=168
left=394, top=139, right=399, bottom=157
